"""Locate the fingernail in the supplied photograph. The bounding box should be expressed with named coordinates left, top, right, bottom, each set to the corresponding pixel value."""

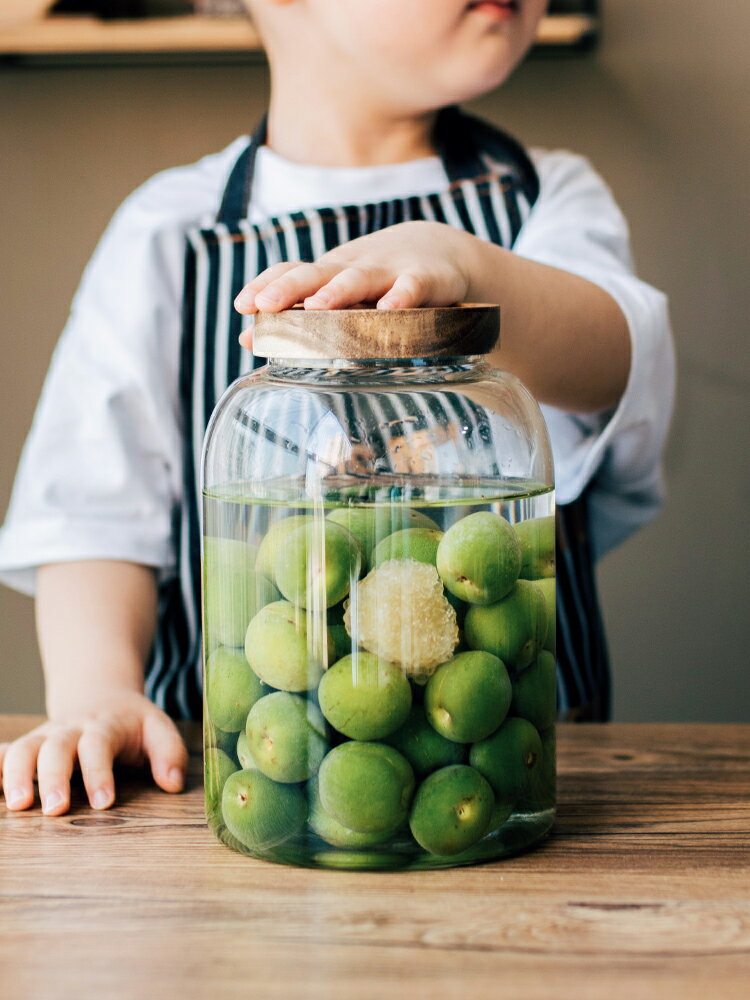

left=92, top=789, right=112, bottom=810
left=305, top=292, right=330, bottom=308
left=377, top=296, right=399, bottom=310
left=168, top=767, right=184, bottom=789
left=6, top=788, right=26, bottom=808
left=42, top=791, right=65, bottom=813
left=234, top=291, right=254, bottom=310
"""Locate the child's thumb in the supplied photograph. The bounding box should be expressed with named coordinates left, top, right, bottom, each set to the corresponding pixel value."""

left=142, top=711, right=189, bottom=793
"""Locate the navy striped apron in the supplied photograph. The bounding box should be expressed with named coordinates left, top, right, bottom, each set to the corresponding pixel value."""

left=146, top=107, right=610, bottom=723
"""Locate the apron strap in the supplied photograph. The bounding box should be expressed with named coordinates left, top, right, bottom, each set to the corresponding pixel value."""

left=217, top=115, right=268, bottom=225
left=216, top=106, right=539, bottom=224
left=433, top=106, right=540, bottom=204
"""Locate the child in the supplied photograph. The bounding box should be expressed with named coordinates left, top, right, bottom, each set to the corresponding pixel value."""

left=0, top=0, right=674, bottom=816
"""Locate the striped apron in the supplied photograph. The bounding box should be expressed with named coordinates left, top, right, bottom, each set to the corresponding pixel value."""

left=145, top=107, right=610, bottom=723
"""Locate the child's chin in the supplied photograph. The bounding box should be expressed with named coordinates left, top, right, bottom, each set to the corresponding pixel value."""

left=444, top=38, right=528, bottom=100
left=440, top=64, right=517, bottom=106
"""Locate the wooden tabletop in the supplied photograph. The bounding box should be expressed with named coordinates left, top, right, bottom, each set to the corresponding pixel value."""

left=1, top=718, right=748, bottom=1000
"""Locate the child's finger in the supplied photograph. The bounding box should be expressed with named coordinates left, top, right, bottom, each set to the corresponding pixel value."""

left=2, top=733, right=45, bottom=810
left=377, top=272, right=435, bottom=310
left=252, top=262, right=341, bottom=312
left=304, top=266, right=388, bottom=310
left=235, top=263, right=300, bottom=313
left=36, top=729, right=79, bottom=815
left=142, top=712, right=188, bottom=794
left=77, top=725, right=117, bottom=810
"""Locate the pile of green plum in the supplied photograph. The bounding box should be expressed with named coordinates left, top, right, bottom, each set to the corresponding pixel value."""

left=203, top=505, right=557, bottom=868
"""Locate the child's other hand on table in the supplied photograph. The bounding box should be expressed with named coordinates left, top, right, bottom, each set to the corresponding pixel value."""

left=1, top=691, right=187, bottom=817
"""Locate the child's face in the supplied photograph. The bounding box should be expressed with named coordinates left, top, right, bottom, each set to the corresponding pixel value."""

left=253, top=1, right=548, bottom=111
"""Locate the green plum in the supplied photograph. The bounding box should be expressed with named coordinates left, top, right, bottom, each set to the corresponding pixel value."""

left=317, top=652, right=412, bottom=741
left=318, top=742, right=415, bottom=834
left=203, top=542, right=280, bottom=649
left=255, top=515, right=312, bottom=580
left=327, top=506, right=440, bottom=572
left=209, top=724, right=241, bottom=760
left=245, top=691, right=328, bottom=783
left=409, top=765, right=494, bottom=856
left=464, top=579, right=548, bottom=671
left=515, top=516, right=556, bottom=580
left=371, top=528, right=443, bottom=569
left=424, top=650, right=511, bottom=743
left=327, top=602, right=352, bottom=661
left=205, top=645, right=267, bottom=732
left=470, top=717, right=543, bottom=802
left=203, top=535, right=258, bottom=581
left=274, top=521, right=361, bottom=609
left=307, top=779, right=401, bottom=848
left=204, top=747, right=238, bottom=803
left=385, top=704, right=466, bottom=778
left=533, top=577, right=556, bottom=653
left=311, top=849, right=401, bottom=871
left=236, top=729, right=257, bottom=770
left=511, top=649, right=557, bottom=731
left=517, top=725, right=556, bottom=813
left=486, top=796, right=515, bottom=833
left=221, top=768, right=307, bottom=851
left=245, top=600, right=333, bottom=691
left=436, top=511, right=521, bottom=606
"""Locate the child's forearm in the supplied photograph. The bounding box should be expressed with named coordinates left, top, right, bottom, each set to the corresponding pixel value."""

left=36, top=561, right=157, bottom=716
left=463, top=239, right=631, bottom=414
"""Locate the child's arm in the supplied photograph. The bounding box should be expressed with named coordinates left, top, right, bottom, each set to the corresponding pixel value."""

left=1, top=561, right=187, bottom=815
left=234, top=221, right=630, bottom=414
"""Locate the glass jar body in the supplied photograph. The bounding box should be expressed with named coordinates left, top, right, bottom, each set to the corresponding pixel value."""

left=202, top=358, right=556, bottom=870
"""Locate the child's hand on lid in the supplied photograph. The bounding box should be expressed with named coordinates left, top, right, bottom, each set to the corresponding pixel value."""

left=234, top=222, right=473, bottom=346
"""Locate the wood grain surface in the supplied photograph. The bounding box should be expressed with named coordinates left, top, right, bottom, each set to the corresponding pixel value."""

left=1, top=719, right=748, bottom=1000
left=252, top=304, right=500, bottom=361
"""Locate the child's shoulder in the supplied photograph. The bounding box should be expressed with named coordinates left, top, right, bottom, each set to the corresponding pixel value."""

left=527, top=146, right=610, bottom=197
left=521, top=145, right=627, bottom=225
left=111, top=136, right=250, bottom=234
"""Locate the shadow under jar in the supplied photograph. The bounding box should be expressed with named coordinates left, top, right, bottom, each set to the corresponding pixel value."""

left=202, top=304, right=556, bottom=870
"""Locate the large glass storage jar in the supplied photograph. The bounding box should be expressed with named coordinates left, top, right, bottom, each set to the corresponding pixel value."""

left=202, top=305, right=556, bottom=870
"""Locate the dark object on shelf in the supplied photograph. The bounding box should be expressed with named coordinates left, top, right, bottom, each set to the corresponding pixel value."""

left=548, top=0, right=597, bottom=13
left=51, top=1, right=193, bottom=17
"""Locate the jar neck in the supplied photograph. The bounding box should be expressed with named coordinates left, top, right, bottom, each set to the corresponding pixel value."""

left=265, top=356, right=489, bottom=384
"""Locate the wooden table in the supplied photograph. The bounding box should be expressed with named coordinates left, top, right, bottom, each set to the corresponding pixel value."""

left=1, top=719, right=748, bottom=999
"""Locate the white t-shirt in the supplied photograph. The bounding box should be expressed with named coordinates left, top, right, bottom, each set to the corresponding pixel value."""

left=0, top=139, right=675, bottom=595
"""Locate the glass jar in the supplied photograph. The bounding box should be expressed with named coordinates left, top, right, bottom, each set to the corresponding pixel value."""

left=202, top=305, right=556, bottom=870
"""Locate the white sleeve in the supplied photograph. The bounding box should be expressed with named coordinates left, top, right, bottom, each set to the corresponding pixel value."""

left=515, top=150, right=676, bottom=559
left=0, top=140, right=245, bottom=596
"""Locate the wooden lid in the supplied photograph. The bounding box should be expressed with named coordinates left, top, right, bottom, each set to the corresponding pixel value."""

left=252, top=304, right=499, bottom=360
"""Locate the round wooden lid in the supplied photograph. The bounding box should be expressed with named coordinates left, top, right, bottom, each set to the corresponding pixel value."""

left=252, top=304, right=499, bottom=360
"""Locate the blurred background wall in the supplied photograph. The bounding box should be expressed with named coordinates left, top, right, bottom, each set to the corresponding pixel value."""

left=1, top=1, right=748, bottom=720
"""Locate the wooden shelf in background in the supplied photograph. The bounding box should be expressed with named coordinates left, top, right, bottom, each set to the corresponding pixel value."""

left=0, top=13, right=597, bottom=59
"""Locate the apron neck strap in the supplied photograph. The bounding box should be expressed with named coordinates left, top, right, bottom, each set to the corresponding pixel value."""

left=217, top=115, right=268, bottom=224
left=216, top=106, right=538, bottom=225
left=433, top=105, right=540, bottom=202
